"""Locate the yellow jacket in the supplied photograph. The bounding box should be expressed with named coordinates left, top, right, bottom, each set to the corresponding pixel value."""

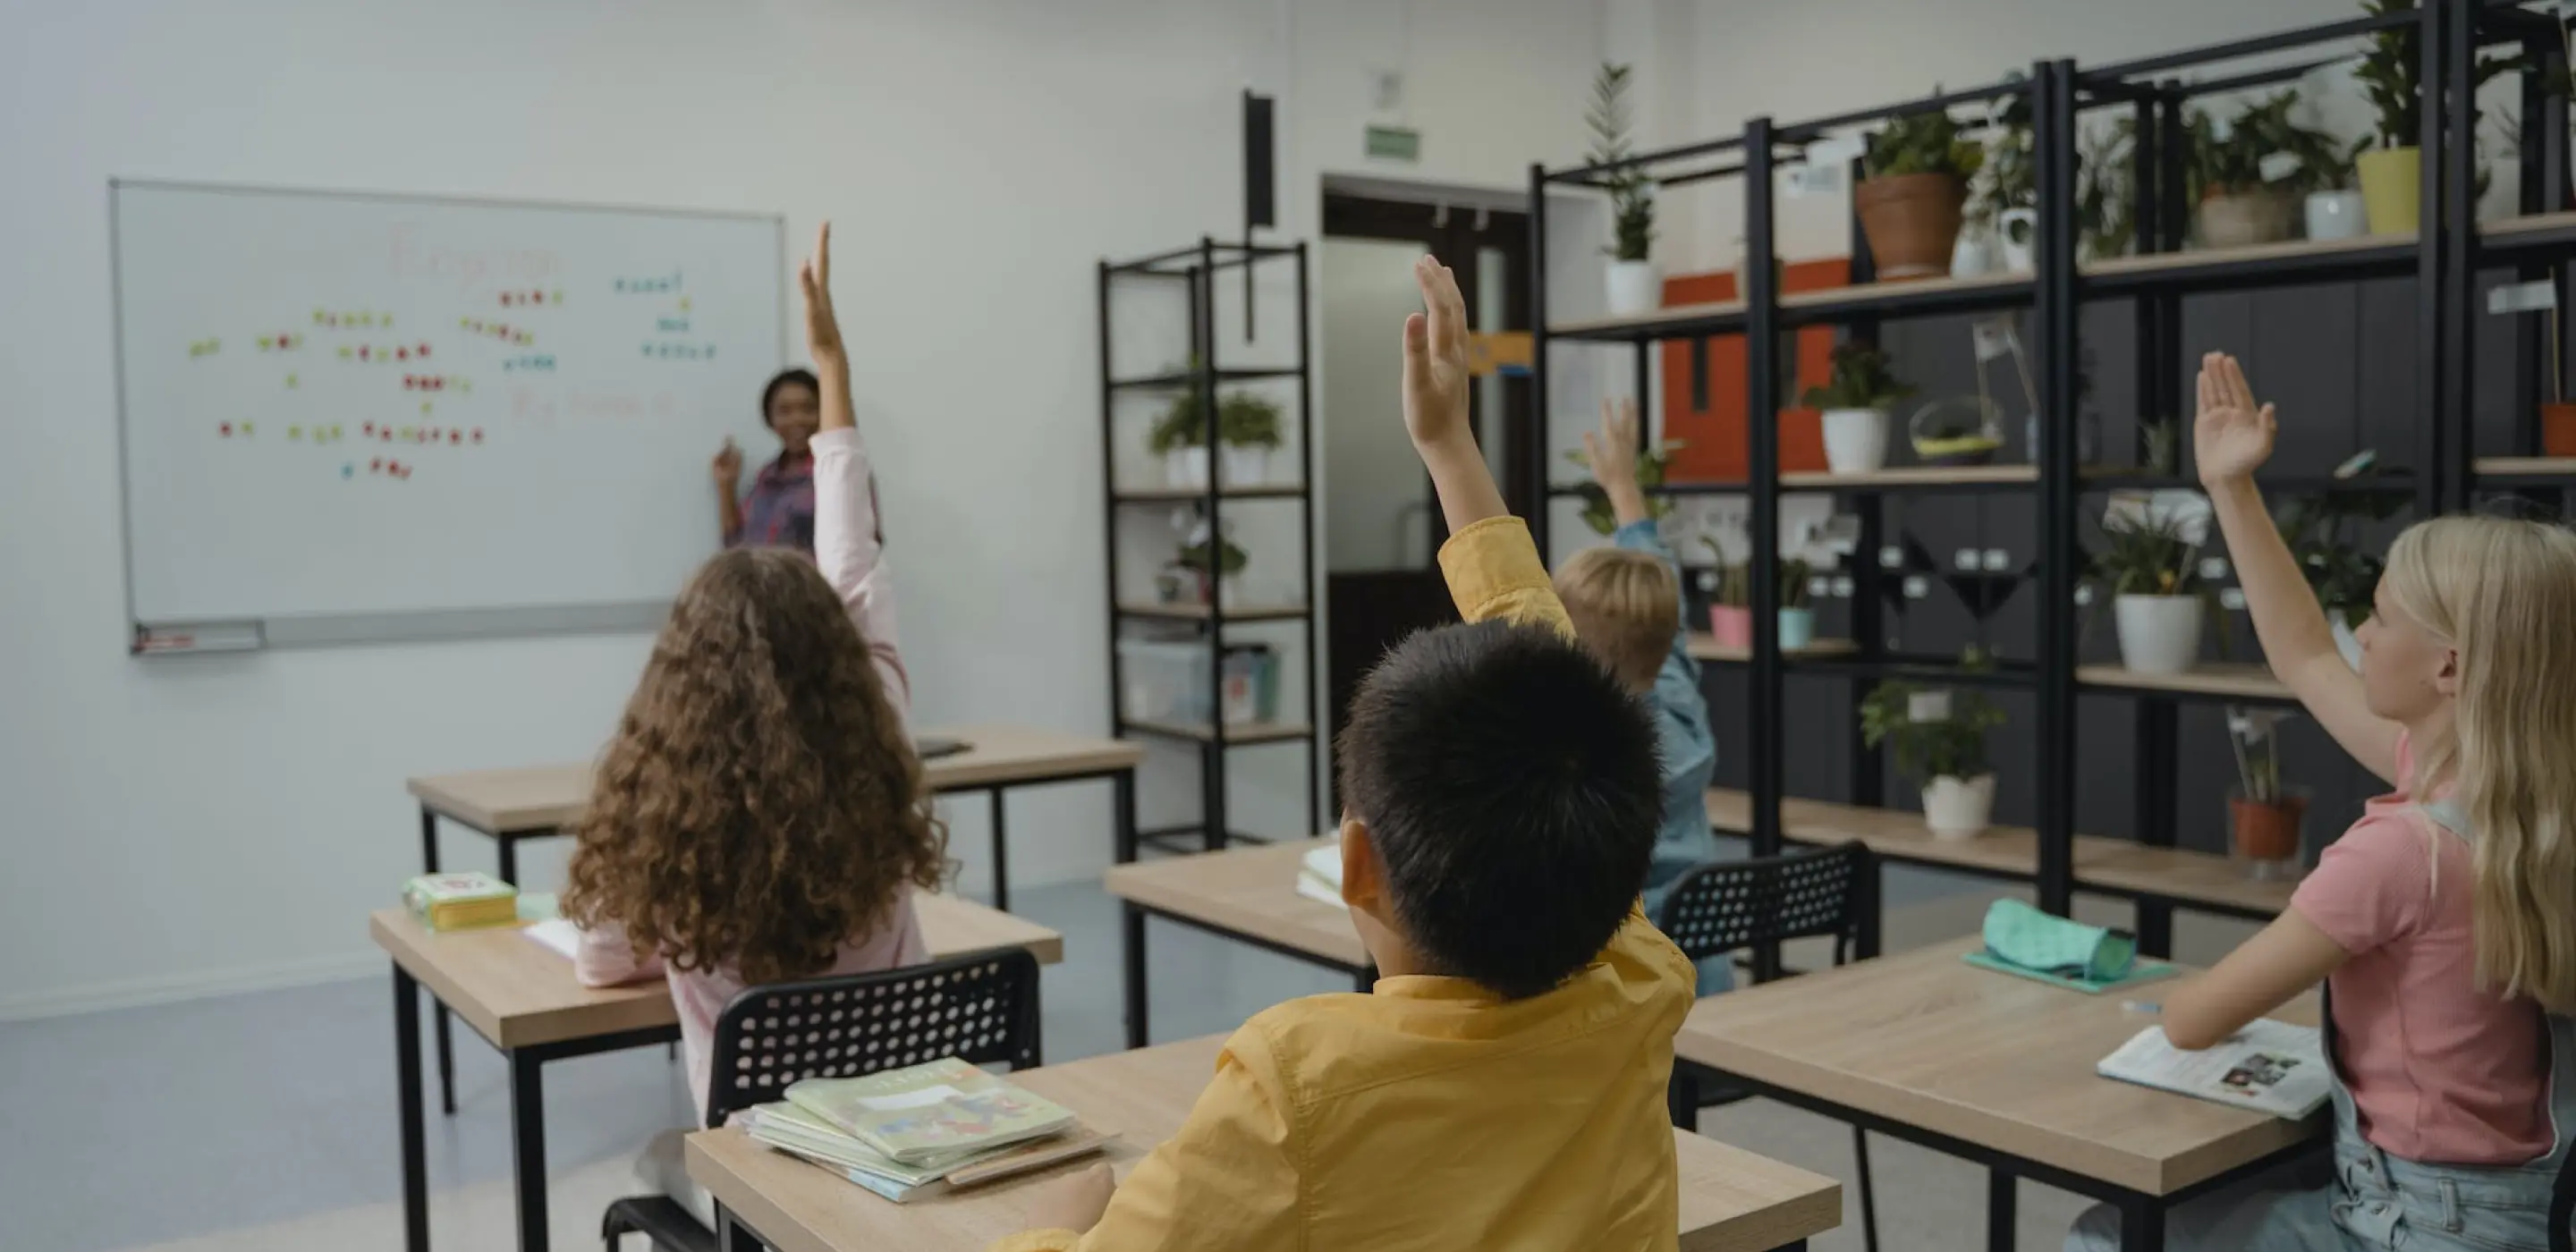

left=996, top=517, right=1693, bottom=1252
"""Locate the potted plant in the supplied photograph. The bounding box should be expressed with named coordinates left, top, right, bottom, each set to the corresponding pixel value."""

left=2140, top=417, right=2182, bottom=478
left=1218, top=392, right=1284, bottom=486
left=2351, top=0, right=2529, bottom=235
left=1860, top=654, right=2007, bottom=839
left=1801, top=343, right=1917, bottom=474
left=1703, top=557, right=1752, bottom=649
left=2226, top=706, right=2309, bottom=879
left=1149, top=389, right=1215, bottom=489
left=2275, top=455, right=2404, bottom=668
left=1178, top=530, right=1249, bottom=607
left=1587, top=63, right=1660, bottom=316
left=1858, top=105, right=1983, bottom=281
left=2089, top=491, right=2221, bottom=675
left=1564, top=439, right=1682, bottom=535
left=1979, top=89, right=2039, bottom=272
left=2075, top=117, right=2140, bottom=262
left=2185, top=90, right=2331, bottom=249
left=1777, top=556, right=1816, bottom=650
left=2301, top=137, right=2372, bottom=241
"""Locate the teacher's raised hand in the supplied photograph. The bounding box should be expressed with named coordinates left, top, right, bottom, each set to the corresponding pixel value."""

left=799, top=221, right=853, bottom=434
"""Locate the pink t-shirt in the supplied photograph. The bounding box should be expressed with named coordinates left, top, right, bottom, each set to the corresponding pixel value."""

left=2289, top=733, right=2552, bottom=1164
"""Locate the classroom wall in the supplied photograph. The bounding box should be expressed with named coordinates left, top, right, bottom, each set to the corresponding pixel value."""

left=0, top=0, right=1616, bottom=1019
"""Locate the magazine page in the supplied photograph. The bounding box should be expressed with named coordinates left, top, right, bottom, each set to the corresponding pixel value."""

left=2097, top=1019, right=2328, bottom=1119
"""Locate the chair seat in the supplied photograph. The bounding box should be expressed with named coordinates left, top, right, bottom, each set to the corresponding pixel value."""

left=603, top=1194, right=715, bottom=1252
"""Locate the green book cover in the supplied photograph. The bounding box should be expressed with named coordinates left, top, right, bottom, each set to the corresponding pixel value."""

left=784, top=1058, right=1075, bottom=1165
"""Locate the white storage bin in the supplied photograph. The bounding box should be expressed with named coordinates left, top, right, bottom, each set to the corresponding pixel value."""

left=1118, top=639, right=1213, bottom=724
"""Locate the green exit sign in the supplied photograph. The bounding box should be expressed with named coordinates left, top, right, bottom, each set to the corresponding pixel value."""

left=1365, top=125, right=1420, bottom=162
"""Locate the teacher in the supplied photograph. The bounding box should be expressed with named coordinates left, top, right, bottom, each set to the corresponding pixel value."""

left=713, top=368, right=822, bottom=552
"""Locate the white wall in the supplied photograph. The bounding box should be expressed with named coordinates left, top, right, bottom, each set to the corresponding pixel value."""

left=0, top=0, right=1618, bottom=1018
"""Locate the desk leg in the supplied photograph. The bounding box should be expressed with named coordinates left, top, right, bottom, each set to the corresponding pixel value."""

left=394, top=965, right=430, bottom=1252
left=988, top=789, right=1011, bottom=913
left=1986, top=1168, right=2016, bottom=1252
left=2118, top=1197, right=2164, bottom=1251
left=1123, top=902, right=1149, bottom=1049
left=1114, top=768, right=1138, bottom=864
left=716, top=1203, right=762, bottom=1252
left=509, top=1049, right=550, bottom=1252
left=1666, top=1069, right=1701, bottom=1133
left=420, top=807, right=459, bottom=1118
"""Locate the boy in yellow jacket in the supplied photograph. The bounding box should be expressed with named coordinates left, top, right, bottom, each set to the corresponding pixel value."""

left=996, top=255, right=1692, bottom=1251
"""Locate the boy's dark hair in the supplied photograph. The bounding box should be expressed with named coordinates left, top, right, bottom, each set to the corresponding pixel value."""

left=1337, top=619, right=1662, bottom=1000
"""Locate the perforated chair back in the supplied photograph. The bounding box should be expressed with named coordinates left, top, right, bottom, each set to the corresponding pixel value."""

left=700, top=946, right=1043, bottom=1128
left=1654, top=842, right=1873, bottom=973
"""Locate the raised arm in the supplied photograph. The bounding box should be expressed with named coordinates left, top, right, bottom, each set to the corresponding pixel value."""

left=1403, top=257, right=1572, bottom=638
left=2195, top=354, right=2399, bottom=783
left=713, top=439, right=746, bottom=547
left=799, top=222, right=911, bottom=714
left=1587, top=397, right=1692, bottom=647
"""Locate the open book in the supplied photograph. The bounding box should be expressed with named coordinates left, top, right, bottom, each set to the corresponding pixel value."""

left=750, top=1101, right=1114, bottom=1204
left=2097, top=1018, right=2330, bottom=1119
left=786, top=1057, right=1078, bottom=1165
left=1296, top=844, right=1343, bottom=909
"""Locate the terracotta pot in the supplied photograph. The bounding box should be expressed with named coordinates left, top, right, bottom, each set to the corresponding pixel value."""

left=1854, top=173, right=1966, bottom=281
left=2196, top=190, right=2296, bottom=250
left=2545, top=402, right=2576, bottom=458
left=2231, top=792, right=2308, bottom=864
left=1708, top=605, right=1754, bottom=649
left=2357, top=147, right=2420, bottom=236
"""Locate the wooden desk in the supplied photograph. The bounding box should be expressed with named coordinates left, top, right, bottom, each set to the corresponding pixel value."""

left=1674, top=937, right=2324, bottom=1250
left=687, top=1035, right=1843, bottom=1252
left=1100, top=839, right=1370, bottom=1048
left=408, top=723, right=1139, bottom=1113
left=377, top=895, right=1063, bottom=1252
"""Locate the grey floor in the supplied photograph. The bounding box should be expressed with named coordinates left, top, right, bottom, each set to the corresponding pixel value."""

left=1, top=858, right=1996, bottom=1252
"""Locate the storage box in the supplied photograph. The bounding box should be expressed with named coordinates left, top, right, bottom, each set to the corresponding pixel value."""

left=1118, top=638, right=1213, bottom=724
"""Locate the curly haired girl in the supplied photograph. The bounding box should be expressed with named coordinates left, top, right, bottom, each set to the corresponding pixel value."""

left=563, top=225, right=944, bottom=1217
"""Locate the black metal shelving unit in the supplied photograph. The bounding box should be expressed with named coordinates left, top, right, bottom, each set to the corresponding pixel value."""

left=1097, top=239, right=1322, bottom=856
left=1527, top=0, right=2576, bottom=952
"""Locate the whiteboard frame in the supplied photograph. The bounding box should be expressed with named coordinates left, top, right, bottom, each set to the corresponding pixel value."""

left=107, top=178, right=790, bottom=656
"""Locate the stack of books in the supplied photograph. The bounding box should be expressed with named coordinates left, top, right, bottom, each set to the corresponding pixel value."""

left=749, top=1057, right=1114, bottom=1203
left=1295, top=843, right=1343, bottom=908
left=402, top=871, right=519, bottom=932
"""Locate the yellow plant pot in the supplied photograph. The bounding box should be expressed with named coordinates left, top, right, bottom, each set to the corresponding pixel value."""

left=2356, top=147, right=2420, bottom=236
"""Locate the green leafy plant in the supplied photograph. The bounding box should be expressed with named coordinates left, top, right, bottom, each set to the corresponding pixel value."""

left=1865, top=106, right=1987, bottom=181
left=1778, top=556, right=1814, bottom=611
left=1218, top=393, right=1284, bottom=449
left=1178, top=535, right=1249, bottom=577
left=1148, top=390, right=1212, bottom=454
left=1976, top=89, right=2038, bottom=230
left=1587, top=63, right=1655, bottom=261
left=2352, top=0, right=2534, bottom=152
left=1713, top=561, right=1751, bottom=608
left=2140, top=418, right=2181, bottom=476
left=1800, top=343, right=1918, bottom=411
left=2074, top=117, right=2139, bottom=261
left=2089, top=508, right=2207, bottom=596
left=1860, top=656, right=2007, bottom=784
left=1563, top=440, right=1682, bottom=535
left=2185, top=90, right=2344, bottom=202
left=2275, top=475, right=2406, bottom=627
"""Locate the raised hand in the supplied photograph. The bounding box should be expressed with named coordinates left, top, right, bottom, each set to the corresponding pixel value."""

left=1583, top=398, right=1651, bottom=529
left=798, top=221, right=844, bottom=368
left=711, top=436, right=742, bottom=486
left=1400, top=255, right=1471, bottom=452
left=2194, top=352, right=2275, bottom=486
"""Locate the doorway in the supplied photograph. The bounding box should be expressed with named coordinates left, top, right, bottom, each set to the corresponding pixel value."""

left=1319, top=185, right=1534, bottom=791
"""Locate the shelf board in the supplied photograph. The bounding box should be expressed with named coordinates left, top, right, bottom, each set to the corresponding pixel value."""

left=1123, top=717, right=1313, bottom=746
left=1686, top=636, right=1860, bottom=664
left=2473, top=456, right=2576, bottom=480
left=2080, top=233, right=2417, bottom=294
left=1110, top=368, right=1302, bottom=391
left=1118, top=602, right=1310, bottom=623
left=1777, top=464, right=2038, bottom=490
left=2479, top=211, right=2576, bottom=256
left=2076, top=664, right=2292, bottom=701
left=1545, top=271, right=2033, bottom=343
left=2075, top=844, right=2296, bottom=918
left=1114, top=485, right=1308, bottom=503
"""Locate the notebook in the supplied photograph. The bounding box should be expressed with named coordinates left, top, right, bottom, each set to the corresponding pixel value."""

left=751, top=1102, right=1114, bottom=1203
left=1295, top=844, right=1343, bottom=909
left=2097, top=1018, right=2331, bottom=1119
left=785, top=1058, right=1078, bottom=1165
left=403, top=871, right=519, bottom=932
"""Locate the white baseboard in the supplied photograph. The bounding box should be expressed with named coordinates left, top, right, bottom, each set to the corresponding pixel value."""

left=0, top=949, right=382, bottom=1022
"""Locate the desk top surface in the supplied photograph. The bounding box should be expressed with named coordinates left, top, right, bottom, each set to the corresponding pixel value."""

left=1101, top=839, right=1366, bottom=971
left=687, top=1034, right=1843, bottom=1252
left=407, top=724, right=1144, bottom=832
left=1673, top=937, right=2323, bottom=1195
left=370, top=893, right=1063, bottom=1050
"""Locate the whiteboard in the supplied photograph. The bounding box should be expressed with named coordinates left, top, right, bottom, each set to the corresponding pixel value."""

left=111, top=181, right=785, bottom=648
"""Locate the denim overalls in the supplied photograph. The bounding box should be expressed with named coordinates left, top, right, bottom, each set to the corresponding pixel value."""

left=2070, top=800, right=2574, bottom=1250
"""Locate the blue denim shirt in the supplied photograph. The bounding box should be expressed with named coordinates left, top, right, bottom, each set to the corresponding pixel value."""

left=1612, top=520, right=1732, bottom=994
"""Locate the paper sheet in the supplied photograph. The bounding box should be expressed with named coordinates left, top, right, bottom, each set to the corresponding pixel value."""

left=522, top=917, right=582, bottom=960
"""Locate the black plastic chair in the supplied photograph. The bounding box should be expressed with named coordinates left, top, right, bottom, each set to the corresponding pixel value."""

left=1657, top=841, right=1878, bottom=1252
left=600, top=946, right=1046, bottom=1251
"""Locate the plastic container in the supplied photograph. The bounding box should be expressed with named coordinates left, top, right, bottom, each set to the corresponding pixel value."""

left=1219, top=645, right=1278, bottom=724
left=1118, top=638, right=1213, bottom=724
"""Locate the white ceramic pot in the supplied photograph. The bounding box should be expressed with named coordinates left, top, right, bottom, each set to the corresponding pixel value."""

left=2332, top=616, right=2362, bottom=672
left=1951, top=231, right=1995, bottom=277
left=1997, top=207, right=2038, bottom=271
left=1606, top=258, right=1662, bottom=317
left=1164, top=446, right=1209, bottom=491
left=2114, top=594, right=2205, bottom=675
left=1923, top=774, right=1997, bottom=839
left=1820, top=408, right=1891, bottom=474
left=1221, top=444, right=1272, bottom=487
left=2306, top=190, right=2368, bottom=241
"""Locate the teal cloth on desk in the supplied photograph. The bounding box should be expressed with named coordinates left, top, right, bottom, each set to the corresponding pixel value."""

left=1977, top=899, right=2147, bottom=986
